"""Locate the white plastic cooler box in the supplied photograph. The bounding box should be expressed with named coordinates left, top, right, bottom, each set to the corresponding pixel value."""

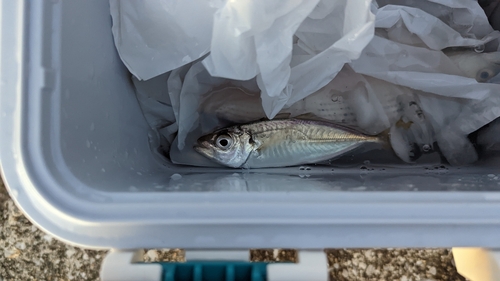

left=3, top=0, right=500, bottom=253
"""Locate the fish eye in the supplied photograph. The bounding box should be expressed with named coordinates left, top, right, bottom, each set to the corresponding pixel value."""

left=216, top=135, right=233, bottom=149
left=478, top=69, right=493, bottom=82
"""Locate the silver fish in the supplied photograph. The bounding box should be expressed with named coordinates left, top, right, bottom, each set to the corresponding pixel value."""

left=194, top=119, right=387, bottom=168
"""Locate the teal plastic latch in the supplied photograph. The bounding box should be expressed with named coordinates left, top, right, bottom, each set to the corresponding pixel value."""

left=158, top=261, right=269, bottom=281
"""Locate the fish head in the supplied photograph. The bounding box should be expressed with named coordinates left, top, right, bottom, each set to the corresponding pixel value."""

left=476, top=52, right=500, bottom=82
left=446, top=51, right=500, bottom=82
left=194, top=126, right=254, bottom=168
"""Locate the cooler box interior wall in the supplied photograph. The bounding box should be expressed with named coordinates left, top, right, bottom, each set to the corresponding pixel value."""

left=2, top=0, right=500, bottom=250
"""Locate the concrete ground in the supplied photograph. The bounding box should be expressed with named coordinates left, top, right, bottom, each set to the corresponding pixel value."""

left=0, top=177, right=465, bottom=281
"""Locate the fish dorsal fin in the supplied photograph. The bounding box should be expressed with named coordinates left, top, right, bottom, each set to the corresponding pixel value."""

left=293, top=112, right=323, bottom=121
left=293, top=113, right=370, bottom=134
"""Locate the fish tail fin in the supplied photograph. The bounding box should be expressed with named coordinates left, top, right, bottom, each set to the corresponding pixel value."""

left=377, top=128, right=393, bottom=151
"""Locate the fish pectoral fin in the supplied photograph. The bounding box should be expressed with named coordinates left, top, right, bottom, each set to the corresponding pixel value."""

left=251, top=138, right=264, bottom=153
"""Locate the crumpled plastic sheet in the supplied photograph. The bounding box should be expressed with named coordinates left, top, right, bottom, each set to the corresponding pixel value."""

left=127, top=0, right=500, bottom=167
left=131, top=73, right=177, bottom=160
left=111, top=0, right=376, bottom=118
left=109, top=0, right=217, bottom=81
left=347, top=0, right=500, bottom=165
left=376, top=0, right=495, bottom=40
left=274, top=0, right=375, bottom=115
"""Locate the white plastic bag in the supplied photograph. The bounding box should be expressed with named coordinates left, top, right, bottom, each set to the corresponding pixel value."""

left=109, top=0, right=216, bottom=80
left=132, top=73, right=177, bottom=155
left=279, top=0, right=376, bottom=111
left=348, top=0, right=500, bottom=165
left=111, top=0, right=376, bottom=118
left=376, top=0, right=494, bottom=39
left=375, top=5, right=487, bottom=50
left=204, top=0, right=376, bottom=119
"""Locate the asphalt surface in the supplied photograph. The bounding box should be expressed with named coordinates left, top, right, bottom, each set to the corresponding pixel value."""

left=0, top=177, right=465, bottom=281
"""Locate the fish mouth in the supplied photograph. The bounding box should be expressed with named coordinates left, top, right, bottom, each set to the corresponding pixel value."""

left=193, top=139, right=213, bottom=159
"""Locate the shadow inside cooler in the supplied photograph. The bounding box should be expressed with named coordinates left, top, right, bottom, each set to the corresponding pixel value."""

left=49, top=0, right=500, bottom=195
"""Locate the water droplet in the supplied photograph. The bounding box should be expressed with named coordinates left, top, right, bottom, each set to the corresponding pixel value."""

left=299, top=166, right=306, bottom=171
left=101, top=168, right=106, bottom=172
left=86, top=140, right=91, bottom=148
left=171, top=173, right=182, bottom=180
left=90, top=123, right=95, bottom=131
left=299, top=174, right=305, bottom=178
left=360, top=166, right=368, bottom=170
left=137, top=172, right=142, bottom=176
left=305, top=167, right=311, bottom=171
left=363, top=160, right=371, bottom=165
left=125, top=151, right=129, bottom=158
left=129, top=186, right=138, bottom=192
